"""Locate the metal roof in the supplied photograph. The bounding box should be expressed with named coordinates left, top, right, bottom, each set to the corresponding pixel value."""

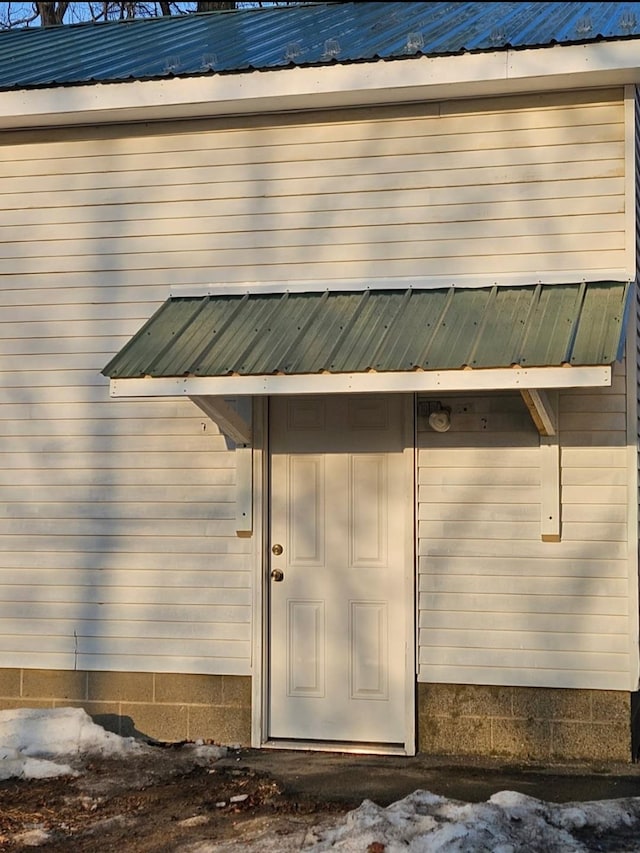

left=2, top=2, right=640, bottom=91
left=102, top=282, right=630, bottom=381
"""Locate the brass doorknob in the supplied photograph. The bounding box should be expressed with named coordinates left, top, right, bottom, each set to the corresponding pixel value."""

left=271, top=568, right=284, bottom=582
left=272, top=543, right=283, bottom=556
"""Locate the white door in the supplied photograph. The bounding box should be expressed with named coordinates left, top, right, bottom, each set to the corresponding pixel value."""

left=268, top=394, right=410, bottom=747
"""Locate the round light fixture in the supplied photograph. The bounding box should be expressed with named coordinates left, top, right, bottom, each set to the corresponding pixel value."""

left=428, top=410, right=451, bottom=433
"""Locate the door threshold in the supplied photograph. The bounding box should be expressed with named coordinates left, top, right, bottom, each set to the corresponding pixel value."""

left=263, top=739, right=409, bottom=756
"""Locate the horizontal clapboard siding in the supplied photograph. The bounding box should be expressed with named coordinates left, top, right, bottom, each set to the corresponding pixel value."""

left=418, top=377, right=631, bottom=690
left=0, top=89, right=626, bottom=288
left=0, top=189, right=251, bottom=680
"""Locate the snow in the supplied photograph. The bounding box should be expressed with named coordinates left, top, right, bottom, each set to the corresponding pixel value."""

left=0, top=706, right=143, bottom=780
left=2, top=707, right=640, bottom=851
left=0, top=706, right=224, bottom=781
left=303, top=789, right=640, bottom=852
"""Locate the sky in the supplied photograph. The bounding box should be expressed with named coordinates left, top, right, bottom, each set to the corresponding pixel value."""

left=2, top=707, right=640, bottom=851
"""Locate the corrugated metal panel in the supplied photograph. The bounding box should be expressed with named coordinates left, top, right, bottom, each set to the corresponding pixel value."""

left=2, top=2, right=640, bottom=90
left=101, top=281, right=631, bottom=379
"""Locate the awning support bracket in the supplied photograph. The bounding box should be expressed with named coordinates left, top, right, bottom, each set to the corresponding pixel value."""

left=520, top=388, right=557, bottom=436
left=520, top=389, right=561, bottom=541
left=189, top=395, right=253, bottom=537
left=189, top=395, right=252, bottom=445
left=540, top=434, right=561, bottom=542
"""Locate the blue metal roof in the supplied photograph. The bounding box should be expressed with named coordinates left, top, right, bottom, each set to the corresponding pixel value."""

left=1, top=2, right=640, bottom=91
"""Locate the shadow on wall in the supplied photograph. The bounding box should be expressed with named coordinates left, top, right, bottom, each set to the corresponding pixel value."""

left=91, top=713, right=159, bottom=743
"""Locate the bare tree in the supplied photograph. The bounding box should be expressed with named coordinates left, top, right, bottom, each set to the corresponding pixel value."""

left=0, top=1, right=300, bottom=29
left=36, top=2, right=70, bottom=26
left=197, top=2, right=236, bottom=10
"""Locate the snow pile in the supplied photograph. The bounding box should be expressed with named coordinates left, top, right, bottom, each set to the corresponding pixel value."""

left=306, top=789, right=640, bottom=853
left=190, top=790, right=640, bottom=852
left=0, top=706, right=144, bottom=780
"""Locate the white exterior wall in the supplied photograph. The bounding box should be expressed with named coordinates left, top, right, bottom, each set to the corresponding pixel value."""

left=418, top=367, right=633, bottom=690
left=0, top=86, right=631, bottom=678
left=0, top=88, right=628, bottom=288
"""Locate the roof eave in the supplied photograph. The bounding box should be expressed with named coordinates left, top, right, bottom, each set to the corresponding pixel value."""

left=1, top=40, right=640, bottom=130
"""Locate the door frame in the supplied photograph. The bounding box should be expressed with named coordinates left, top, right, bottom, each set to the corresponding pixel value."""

left=250, top=394, right=416, bottom=756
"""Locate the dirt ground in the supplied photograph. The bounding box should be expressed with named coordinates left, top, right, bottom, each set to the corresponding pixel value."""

left=6, top=744, right=640, bottom=852
left=0, top=745, right=355, bottom=852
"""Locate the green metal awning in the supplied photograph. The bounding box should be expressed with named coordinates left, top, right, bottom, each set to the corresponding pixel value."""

left=103, top=282, right=631, bottom=391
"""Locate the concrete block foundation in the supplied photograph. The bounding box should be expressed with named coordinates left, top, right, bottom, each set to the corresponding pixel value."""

left=418, top=683, right=634, bottom=763
left=0, top=668, right=251, bottom=745
left=1, top=671, right=634, bottom=762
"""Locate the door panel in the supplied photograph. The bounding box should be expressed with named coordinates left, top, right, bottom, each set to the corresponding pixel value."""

left=349, top=454, right=387, bottom=567
left=287, top=599, right=325, bottom=697
left=268, top=394, right=409, bottom=746
left=350, top=600, right=389, bottom=699
left=288, top=455, right=325, bottom=566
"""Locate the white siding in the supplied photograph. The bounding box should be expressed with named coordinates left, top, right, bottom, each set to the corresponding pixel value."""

left=0, top=295, right=251, bottom=673
left=0, top=88, right=627, bottom=290
left=417, top=368, right=632, bottom=690
left=0, top=397, right=252, bottom=674
left=0, top=86, right=630, bottom=678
